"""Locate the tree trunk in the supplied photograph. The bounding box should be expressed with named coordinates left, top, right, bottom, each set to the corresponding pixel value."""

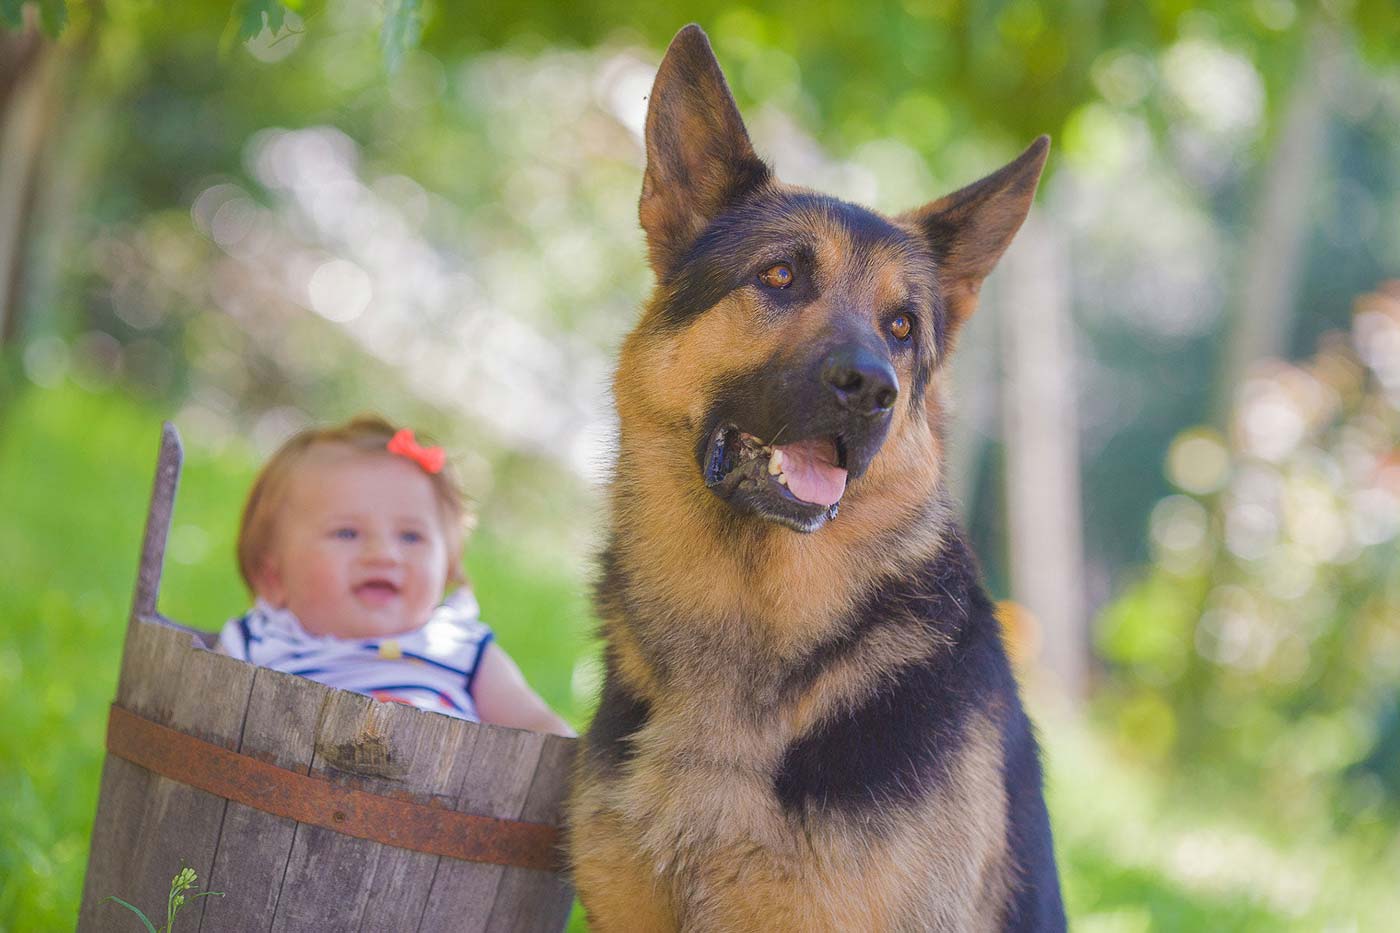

left=0, top=18, right=61, bottom=347
left=1216, top=23, right=1334, bottom=408
left=998, top=213, right=1089, bottom=701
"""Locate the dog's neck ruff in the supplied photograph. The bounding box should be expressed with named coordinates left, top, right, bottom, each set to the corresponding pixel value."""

left=602, top=469, right=957, bottom=669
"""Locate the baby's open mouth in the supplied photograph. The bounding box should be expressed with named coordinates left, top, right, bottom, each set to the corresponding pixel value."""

left=353, top=579, right=401, bottom=603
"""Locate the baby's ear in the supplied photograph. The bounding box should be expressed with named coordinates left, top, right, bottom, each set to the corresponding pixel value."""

left=251, top=560, right=287, bottom=608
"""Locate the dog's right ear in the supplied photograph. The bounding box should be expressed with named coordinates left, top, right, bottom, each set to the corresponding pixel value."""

left=640, top=25, right=771, bottom=278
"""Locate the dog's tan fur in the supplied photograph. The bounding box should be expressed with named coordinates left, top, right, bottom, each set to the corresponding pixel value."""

left=568, top=25, right=1059, bottom=932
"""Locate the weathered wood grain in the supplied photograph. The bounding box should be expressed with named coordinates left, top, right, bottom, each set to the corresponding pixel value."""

left=130, top=422, right=182, bottom=622
left=198, top=666, right=328, bottom=933
left=418, top=723, right=552, bottom=932
left=81, top=626, right=576, bottom=933
left=268, top=690, right=478, bottom=932
left=482, top=735, right=577, bottom=931
left=78, top=619, right=255, bottom=932
left=354, top=706, right=480, bottom=932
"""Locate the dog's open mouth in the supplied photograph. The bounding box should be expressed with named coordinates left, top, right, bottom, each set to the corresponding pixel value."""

left=704, top=425, right=847, bottom=531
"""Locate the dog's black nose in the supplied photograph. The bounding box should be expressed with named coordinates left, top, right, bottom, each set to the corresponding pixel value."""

left=821, top=345, right=898, bottom=416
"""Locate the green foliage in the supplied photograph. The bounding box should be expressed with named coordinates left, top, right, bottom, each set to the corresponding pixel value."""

left=232, top=0, right=288, bottom=42
left=102, top=895, right=158, bottom=933
left=1097, top=284, right=1400, bottom=832
left=0, top=0, right=65, bottom=37
left=102, top=865, right=222, bottom=933
left=380, top=0, right=423, bottom=74
left=36, top=0, right=63, bottom=36
left=6, top=1, right=1397, bottom=146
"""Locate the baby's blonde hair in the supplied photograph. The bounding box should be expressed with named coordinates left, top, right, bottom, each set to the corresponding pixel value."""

left=237, top=414, right=470, bottom=593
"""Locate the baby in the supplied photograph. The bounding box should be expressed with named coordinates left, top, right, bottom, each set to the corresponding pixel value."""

left=216, top=415, right=573, bottom=736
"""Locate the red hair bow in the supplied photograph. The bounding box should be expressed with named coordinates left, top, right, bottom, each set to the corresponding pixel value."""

left=387, top=429, right=445, bottom=474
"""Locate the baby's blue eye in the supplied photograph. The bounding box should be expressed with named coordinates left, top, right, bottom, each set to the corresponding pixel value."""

left=400, top=530, right=424, bottom=544
left=332, top=528, right=358, bottom=540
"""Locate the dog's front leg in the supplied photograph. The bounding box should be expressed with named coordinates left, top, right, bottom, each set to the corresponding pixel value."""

left=570, top=799, right=679, bottom=933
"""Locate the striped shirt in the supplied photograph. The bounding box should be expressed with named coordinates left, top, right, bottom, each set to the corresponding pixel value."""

left=216, top=589, right=494, bottom=721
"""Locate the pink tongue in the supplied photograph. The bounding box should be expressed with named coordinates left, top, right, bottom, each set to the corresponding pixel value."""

left=776, top=438, right=847, bottom=507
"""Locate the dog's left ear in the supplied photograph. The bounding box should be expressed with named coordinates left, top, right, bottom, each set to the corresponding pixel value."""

left=902, top=136, right=1050, bottom=340
left=640, top=25, right=771, bottom=278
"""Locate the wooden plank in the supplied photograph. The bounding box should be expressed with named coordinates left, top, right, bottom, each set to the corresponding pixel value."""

left=482, top=734, right=577, bottom=932
left=130, top=423, right=182, bottom=623
left=416, top=724, right=549, bottom=932
left=198, top=666, right=329, bottom=933
left=80, top=618, right=197, bottom=931
left=78, top=620, right=254, bottom=932
left=78, top=753, right=162, bottom=932
left=355, top=707, right=480, bottom=931
left=268, top=691, right=477, bottom=932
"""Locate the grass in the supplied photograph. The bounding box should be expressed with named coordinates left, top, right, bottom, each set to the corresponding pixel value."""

left=3, top=375, right=1397, bottom=930
left=102, top=866, right=222, bottom=933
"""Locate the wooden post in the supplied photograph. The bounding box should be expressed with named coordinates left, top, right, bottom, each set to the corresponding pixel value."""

left=131, top=423, right=182, bottom=624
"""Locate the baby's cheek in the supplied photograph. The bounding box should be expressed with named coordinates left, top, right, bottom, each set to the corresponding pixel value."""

left=295, top=550, right=350, bottom=604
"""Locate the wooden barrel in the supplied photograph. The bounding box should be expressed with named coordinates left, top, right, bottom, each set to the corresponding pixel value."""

left=77, top=424, right=577, bottom=932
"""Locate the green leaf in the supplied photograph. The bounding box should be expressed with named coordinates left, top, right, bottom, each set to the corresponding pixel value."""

left=36, top=0, right=63, bottom=37
left=234, top=0, right=288, bottom=43
left=380, top=0, right=423, bottom=74
left=100, top=896, right=159, bottom=933
left=0, top=0, right=25, bottom=29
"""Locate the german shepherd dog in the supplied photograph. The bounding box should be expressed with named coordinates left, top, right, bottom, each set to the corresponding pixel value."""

left=567, top=24, right=1065, bottom=932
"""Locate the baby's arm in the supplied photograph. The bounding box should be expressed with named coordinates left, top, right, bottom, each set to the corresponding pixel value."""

left=471, top=644, right=576, bottom=737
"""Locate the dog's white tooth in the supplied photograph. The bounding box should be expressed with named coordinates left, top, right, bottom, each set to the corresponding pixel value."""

left=768, top=450, right=784, bottom=475
left=778, top=473, right=788, bottom=485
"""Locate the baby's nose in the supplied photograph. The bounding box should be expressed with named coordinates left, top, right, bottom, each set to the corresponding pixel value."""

left=361, top=532, right=401, bottom=563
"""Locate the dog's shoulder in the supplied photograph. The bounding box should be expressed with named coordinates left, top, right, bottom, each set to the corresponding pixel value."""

left=773, top=530, right=1064, bottom=929
left=772, top=530, right=1017, bottom=815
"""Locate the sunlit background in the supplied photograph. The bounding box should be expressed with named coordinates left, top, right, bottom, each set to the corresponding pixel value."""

left=3, top=1, right=1400, bottom=929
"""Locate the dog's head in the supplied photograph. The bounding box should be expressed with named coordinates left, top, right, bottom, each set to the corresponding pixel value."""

left=615, top=25, right=1047, bottom=536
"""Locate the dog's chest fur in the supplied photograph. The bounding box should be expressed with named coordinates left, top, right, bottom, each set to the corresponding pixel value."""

left=573, top=532, right=1031, bottom=931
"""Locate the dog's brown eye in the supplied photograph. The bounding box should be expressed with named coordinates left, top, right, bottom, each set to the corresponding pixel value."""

left=890, top=314, right=913, bottom=341
left=758, top=263, right=794, bottom=289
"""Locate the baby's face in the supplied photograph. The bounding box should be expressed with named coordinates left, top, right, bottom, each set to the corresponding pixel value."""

left=255, top=446, right=451, bottom=639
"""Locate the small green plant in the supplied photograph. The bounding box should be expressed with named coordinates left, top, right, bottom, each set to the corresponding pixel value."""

left=102, top=865, right=223, bottom=933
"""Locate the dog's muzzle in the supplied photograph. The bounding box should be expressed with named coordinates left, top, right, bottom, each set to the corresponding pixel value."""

left=699, top=342, right=898, bottom=533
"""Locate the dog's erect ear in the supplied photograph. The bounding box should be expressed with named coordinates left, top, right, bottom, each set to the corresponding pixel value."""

left=903, top=136, right=1050, bottom=339
left=640, top=24, right=771, bottom=277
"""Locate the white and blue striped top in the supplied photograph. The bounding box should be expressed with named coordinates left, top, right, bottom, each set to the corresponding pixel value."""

left=216, top=589, right=494, bottom=721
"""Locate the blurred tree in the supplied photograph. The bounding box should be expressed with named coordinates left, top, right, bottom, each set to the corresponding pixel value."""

left=1100, top=281, right=1400, bottom=828
left=3, top=0, right=1395, bottom=350
left=0, top=13, right=52, bottom=345
left=1, top=0, right=1397, bottom=692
